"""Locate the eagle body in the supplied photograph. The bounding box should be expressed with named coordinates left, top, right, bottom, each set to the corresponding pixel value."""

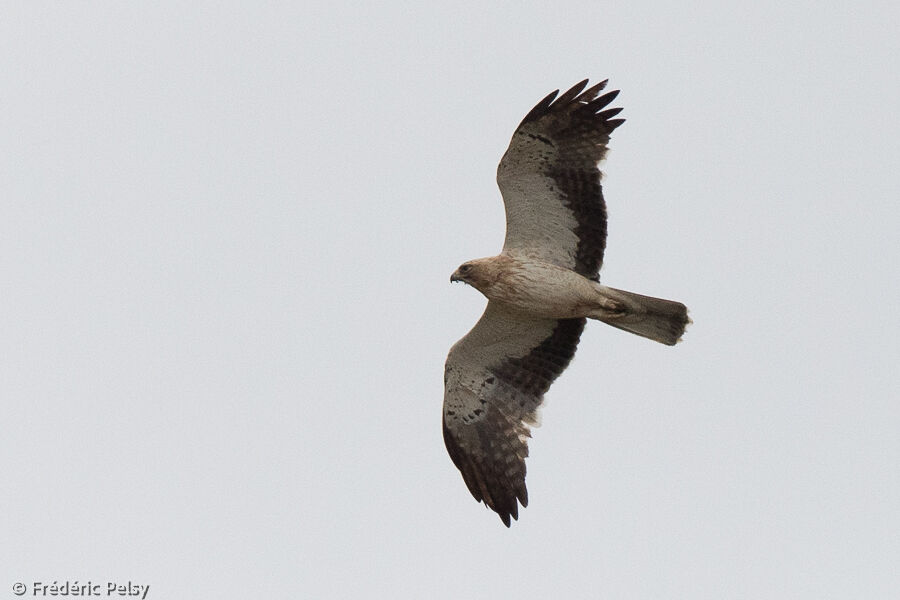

left=443, top=80, right=690, bottom=526
left=451, top=254, right=617, bottom=320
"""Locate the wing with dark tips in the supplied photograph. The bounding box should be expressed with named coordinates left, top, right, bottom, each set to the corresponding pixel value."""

left=443, top=302, right=585, bottom=526
left=497, top=79, right=625, bottom=280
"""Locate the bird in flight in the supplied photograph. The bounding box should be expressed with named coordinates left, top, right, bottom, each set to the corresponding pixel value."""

left=443, top=79, right=690, bottom=526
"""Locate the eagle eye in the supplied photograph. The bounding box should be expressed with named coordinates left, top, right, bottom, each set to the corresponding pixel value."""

left=460, top=264, right=472, bottom=273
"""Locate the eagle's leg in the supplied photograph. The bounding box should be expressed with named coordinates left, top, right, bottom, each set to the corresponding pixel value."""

left=590, top=294, right=628, bottom=318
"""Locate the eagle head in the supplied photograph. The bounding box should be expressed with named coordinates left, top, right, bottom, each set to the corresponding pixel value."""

left=450, top=262, right=474, bottom=284
left=451, top=258, right=503, bottom=292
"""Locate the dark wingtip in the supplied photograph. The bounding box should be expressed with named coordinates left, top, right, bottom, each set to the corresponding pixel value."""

left=575, top=79, right=608, bottom=103
left=553, top=79, right=590, bottom=106
left=519, top=79, right=624, bottom=130
left=518, top=88, right=560, bottom=126
left=587, top=89, right=620, bottom=111
left=596, top=107, right=624, bottom=120
left=497, top=506, right=520, bottom=528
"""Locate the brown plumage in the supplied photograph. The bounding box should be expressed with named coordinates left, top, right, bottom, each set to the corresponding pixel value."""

left=443, top=80, right=690, bottom=526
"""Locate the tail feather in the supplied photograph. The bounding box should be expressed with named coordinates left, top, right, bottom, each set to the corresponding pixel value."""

left=591, top=286, right=690, bottom=346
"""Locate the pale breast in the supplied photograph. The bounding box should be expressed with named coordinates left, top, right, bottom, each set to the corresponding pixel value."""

left=486, top=256, right=598, bottom=319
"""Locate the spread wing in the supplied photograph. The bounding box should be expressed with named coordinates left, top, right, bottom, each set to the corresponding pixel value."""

left=497, top=79, right=625, bottom=280
left=443, top=302, right=585, bottom=526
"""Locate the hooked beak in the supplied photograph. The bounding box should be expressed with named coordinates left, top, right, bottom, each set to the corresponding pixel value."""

left=450, top=270, right=462, bottom=283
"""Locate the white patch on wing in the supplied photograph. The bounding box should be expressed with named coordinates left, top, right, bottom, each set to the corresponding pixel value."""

left=443, top=304, right=559, bottom=428
left=443, top=365, right=498, bottom=425
left=497, top=125, right=585, bottom=271
left=501, top=172, right=580, bottom=268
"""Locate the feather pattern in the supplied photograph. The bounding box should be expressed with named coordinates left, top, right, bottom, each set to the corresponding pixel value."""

left=443, top=80, right=688, bottom=526
left=497, top=79, right=624, bottom=280
left=443, top=302, right=584, bottom=526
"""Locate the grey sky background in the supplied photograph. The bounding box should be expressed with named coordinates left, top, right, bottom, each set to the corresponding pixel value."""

left=2, top=2, right=898, bottom=598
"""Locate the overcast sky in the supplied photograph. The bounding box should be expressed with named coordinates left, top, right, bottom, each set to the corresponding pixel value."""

left=2, top=2, right=898, bottom=599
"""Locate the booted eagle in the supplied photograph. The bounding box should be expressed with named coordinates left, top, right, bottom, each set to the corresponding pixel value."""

left=444, top=79, right=690, bottom=526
